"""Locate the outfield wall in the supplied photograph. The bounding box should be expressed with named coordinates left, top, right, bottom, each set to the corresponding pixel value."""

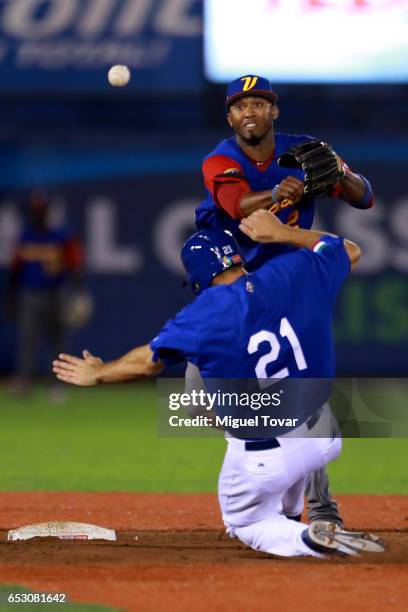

left=0, top=136, right=407, bottom=376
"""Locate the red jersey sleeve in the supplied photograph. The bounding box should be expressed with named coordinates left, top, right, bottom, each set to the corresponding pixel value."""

left=64, top=237, right=84, bottom=271
left=202, top=155, right=250, bottom=220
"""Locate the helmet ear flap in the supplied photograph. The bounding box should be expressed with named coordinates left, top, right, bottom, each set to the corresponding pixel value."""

left=182, top=272, right=201, bottom=295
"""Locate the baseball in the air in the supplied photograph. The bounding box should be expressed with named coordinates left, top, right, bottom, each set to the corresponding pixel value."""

left=108, top=65, right=131, bottom=87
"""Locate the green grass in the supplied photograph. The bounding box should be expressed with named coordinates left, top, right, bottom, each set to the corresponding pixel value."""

left=0, top=383, right=406, bottom=494
left=0, top=383, right=223, bottom=492
left=328, top=438, right=408, bottom=493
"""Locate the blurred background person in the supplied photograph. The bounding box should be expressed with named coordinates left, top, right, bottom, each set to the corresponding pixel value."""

left=4, top=191, right=86, bottom=400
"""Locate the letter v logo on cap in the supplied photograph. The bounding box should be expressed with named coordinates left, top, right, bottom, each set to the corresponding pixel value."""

left=241, top=76, right=258, bottom=91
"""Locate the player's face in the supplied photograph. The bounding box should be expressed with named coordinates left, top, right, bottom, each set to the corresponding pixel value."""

left=227, top=97, right=279, bottom=145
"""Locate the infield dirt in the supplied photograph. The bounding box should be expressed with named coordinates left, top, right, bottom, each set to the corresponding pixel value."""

left=0, top=493, right=407, bottom=612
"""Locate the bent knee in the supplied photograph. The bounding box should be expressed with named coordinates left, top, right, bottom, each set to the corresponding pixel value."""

left=326, top=437, right=342, bottom=463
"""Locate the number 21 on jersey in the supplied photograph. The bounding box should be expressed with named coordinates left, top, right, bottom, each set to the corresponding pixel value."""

left=247, top=317, right=307, bottom=388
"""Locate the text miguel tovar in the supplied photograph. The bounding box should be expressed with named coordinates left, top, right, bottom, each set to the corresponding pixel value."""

left=168, top=415, right=299, bottom=429
left=168, top=390, right=283, bottom=412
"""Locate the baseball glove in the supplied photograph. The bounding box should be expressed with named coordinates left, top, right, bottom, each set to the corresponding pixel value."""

left=278, top=140, right=345, bottom=197
left=62, top=290, right=94, bottom=330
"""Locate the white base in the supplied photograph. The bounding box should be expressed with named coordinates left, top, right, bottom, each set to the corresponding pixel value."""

left=7, top=521, right=116, bottom=542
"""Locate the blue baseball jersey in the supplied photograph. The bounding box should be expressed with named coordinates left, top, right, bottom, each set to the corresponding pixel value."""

left=151, top=236, right=350, bottom=383
left=14, top=227, right=74, bottom=289
left=196, top=133, right=315, bottom=270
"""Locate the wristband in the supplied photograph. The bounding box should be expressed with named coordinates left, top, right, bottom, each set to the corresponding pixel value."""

left=271, top=185, right=280, bottom=204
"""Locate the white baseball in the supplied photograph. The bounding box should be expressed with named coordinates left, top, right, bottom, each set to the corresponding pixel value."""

left=108, top=65, right=131, bottom=87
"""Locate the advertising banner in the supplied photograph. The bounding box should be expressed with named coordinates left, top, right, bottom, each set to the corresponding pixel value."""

left=205, top=0, right=408, bottom=83
left=0, top=0, right=203, bottom=92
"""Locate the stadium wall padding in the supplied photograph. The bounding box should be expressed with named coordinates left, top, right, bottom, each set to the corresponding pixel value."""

left=0, top=137, right=407, bottom=376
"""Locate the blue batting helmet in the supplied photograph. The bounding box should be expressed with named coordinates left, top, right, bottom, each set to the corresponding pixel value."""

left=181, top=229, right=242, bottom=295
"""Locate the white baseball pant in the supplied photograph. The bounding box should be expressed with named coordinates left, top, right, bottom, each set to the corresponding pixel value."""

left=183, top=362, right=342, bottom=557
left=218, top=411, right=341, bottom=557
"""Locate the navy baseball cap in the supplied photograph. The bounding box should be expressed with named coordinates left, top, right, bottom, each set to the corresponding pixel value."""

left=226, top=75, right=278, bottom=109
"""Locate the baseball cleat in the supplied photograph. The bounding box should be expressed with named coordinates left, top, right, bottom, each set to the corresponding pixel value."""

left=309, top=518, right=343, bottom=530
left=307, top=520, right=385, bottom=556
